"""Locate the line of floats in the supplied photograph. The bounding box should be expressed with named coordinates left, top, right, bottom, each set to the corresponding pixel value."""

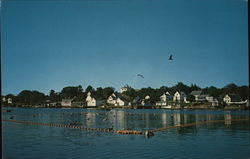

left=2, top=119, right=154, bottom=137
left=3, top=118, right=249, bottom=137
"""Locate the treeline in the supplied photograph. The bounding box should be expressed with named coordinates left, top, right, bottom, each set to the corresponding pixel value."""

left=2, top=82, right=249, bottom=106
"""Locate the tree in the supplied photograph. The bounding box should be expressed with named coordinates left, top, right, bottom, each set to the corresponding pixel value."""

left=30, top=91, right=46, bottom=104
left=95, top=87, right=104, bottom=99
left=190, top=83, right=201, bottom=92
left=238, top=86, right=249, bottom=101
left=202, top=86, right=222, bottom=98
left=222, top=83, right=238, bottom=95
left=18, top=90, right=32, bottom=104
left=102, top=87, right=115, bottom=99
left=122, top=87, right=137, bottom=102
left=85, top=85, right=95, bottom=93
left=49, top=89, right=61, bottom=102
left=172, top=82, right=190, bottom=94
left=60, top=86, right=83, bottom=99
left=17, top=90, right=45, bottom=105
left=49, top=90, right=55, bottom=97
left=186, top=94, right=195, bottom=103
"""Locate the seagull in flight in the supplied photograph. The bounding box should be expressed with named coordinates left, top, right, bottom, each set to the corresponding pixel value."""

left=137, top=74, right=144, bottom=78
left=168, top=54, right=173, bottom=60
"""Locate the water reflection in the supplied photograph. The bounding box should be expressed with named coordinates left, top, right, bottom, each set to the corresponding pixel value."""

left=2, top=108, right=249, bottom=134
left=86, top=112, right=96, bottom=127
left=2, top=108, right=250, bottom=159
left=225, top=113, right=232, bottom=125
left=173, top=113, right=181, bottom=126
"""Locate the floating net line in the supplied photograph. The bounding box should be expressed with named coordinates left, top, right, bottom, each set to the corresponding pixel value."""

left=3, top=118, right=249, bottom=136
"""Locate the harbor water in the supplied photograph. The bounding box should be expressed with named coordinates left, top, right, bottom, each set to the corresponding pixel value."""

left=2, top=107, right=250, bottom=159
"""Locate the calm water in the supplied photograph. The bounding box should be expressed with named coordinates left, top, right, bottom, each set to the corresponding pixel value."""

left=2, top=107, right=250, bottom=159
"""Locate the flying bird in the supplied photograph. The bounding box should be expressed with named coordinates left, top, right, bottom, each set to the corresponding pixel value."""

left=137, top=74, right=144, bottom=78
left=168, top=54, right=173, bottom=60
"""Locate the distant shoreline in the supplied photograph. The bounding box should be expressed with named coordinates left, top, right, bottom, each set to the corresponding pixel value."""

left=2, top=104, right=249, bottom=111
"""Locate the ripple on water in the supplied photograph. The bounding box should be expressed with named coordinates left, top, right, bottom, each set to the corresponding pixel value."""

left=2, top=108, right=250, bottom=159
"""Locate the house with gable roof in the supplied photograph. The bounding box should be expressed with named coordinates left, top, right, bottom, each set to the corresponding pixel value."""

left=86, top=92, right=103, bottom=107
left=156, top=92, right=173, bottom=106
left=190, top=90, right=214, bottom=102
left=141, top=95, right=151, bottom=106
left=173, top=91, right=187, bottom=103
left=131, top=96, right=142, bottom=106
left=61, top=98, right=84, bottom=107
left=107, top=92, right=127, bottom=106
left=223, top=94, right=245, bottom=105
left=120, top=85, right=131, bottom=93
left=61, top=99, right=74, bottom=107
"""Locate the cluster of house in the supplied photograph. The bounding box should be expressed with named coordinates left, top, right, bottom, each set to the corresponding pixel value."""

left=2, top=86, right=248, bottom=108
left=1, top=96, right=13, bottom=104
left=60, top=87, right=248, bottom=107
left=156, top=90, right=247, bottom=107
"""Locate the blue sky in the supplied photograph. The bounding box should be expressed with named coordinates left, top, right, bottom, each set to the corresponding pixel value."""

left=2, top=0, right=248, bottom=95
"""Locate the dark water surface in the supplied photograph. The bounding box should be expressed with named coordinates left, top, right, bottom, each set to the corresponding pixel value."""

left=2, top=107, right=250, bottom=159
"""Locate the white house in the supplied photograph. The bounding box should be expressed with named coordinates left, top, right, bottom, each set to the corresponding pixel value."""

left=61, top=99, right=73, bottom=107
left=131, top=96, right=141, bottom=106
left=190, top=90, right=207, bottom=102
left=107, top=93, right=117, bottom=105
left=7, top=98, right=12, bottom=104
left=120, top=85, right=131, bottom=93
left=107, top=93, right=127, bottom=106
left=173, top=91, right=186, bottom=103
left=116, top=97, right=126, bottom=106
left=86, top=92, right=102, bottom=107
left=156, top=92, right=172, bottom=106
left=205, top=96, right=214, bottom=103
left=212, top=98, right=219, bottom=107
left=141, top=95, right=151, bottom=106
left=223, top=94, right=244, bottom=105
left=2, top=96, right=6, bottom=102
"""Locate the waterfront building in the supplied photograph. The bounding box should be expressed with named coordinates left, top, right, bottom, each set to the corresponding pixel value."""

left=120, top=85, right=131, bottom=93
left=107, top=92, right=127, bottom=106
left=131, top=96, right=142, bottom=106
left=61, top=99, right=73, bottom=107
left=86, top=92, right=103, bottom=107
left=206, top=96, right=214, bottom=102
left=173, top=91, right=186, bottom=103
left=141, top=95, right=151, bottom=106
left=2, top=96, right=6, bottom=102
left=7, top=98, right=12, bottom=104
left=212, top=99, right=219, bottom=107
left=223, top=94, right=244, bottom=105
left=190, top=90, right=209, bottom=102
left=156, top=92, right=172, bottom=106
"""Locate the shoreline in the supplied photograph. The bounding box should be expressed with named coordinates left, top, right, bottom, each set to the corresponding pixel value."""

left=2, top=104, right=249, bottom=111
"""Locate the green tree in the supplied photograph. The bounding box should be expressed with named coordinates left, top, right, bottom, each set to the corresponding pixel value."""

left=95, top=87, right=104, bottom=99
left=49, top=89, right=61, bottom=102
left=202, top=86, right=222, bottom=98
left=85, top=85, right=95, bottom=93
left=122, top=87, right=137, bottom=102
left=172, top=82, right=191, bottom=94
left=238, top=85, right=249, bottom=100
left=60, top=86, right=83, bottom=99
left=102, top=87, right=115, bottom=99
left=17, top=90, right=45, bottom=105
left=222, top=83, right=238, bottom=95
left=18, top=90, right=32, bottom=104
left=186, top=94, right=195, bottom=103
left=190, top=83, right=201, bottom=92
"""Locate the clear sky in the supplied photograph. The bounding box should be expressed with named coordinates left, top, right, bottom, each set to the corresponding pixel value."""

left=1, top=0, right=248, bottom=95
